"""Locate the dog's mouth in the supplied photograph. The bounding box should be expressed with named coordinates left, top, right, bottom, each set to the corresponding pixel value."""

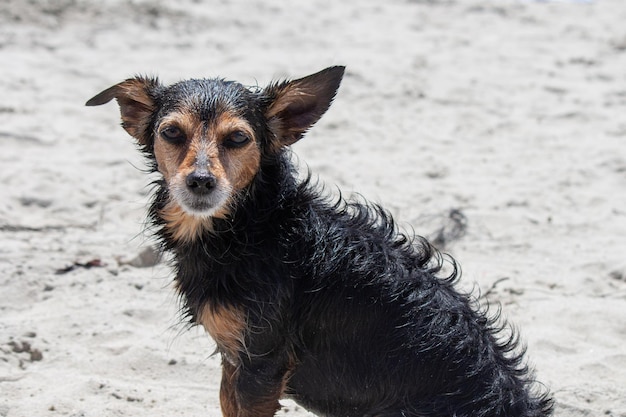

left=169, top=181, right=232, bottom=218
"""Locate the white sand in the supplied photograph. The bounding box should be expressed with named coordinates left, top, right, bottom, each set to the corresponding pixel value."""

left=1, top=1, right=625, bottom=416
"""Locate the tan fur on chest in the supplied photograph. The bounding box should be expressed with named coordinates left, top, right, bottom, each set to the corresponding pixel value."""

left=199, top=304, right=247, bottom=359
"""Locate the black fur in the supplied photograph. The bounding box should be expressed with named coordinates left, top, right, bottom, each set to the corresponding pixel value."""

left=88, top=67, right=553, bottom=417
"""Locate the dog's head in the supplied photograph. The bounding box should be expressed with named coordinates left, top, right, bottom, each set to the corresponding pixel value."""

left=87, top=67, right=344, bottom=240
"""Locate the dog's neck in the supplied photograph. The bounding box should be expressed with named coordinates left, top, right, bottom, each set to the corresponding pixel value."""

left=150, top=151, right=298, bottom=320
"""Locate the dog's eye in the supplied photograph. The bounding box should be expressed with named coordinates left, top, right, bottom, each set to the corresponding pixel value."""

left=160, top=126, right=185, bottom=143
left=224, top=131, right=251, bottom=148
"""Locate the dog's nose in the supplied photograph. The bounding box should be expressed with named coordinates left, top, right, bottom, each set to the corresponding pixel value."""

left=186, top=171, right=217, bottom=194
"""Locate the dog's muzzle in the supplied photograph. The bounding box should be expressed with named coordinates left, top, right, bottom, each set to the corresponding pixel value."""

left=171, top=169, right=229, bottom=216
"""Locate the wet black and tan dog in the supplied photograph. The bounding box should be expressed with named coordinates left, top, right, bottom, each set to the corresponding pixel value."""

left=87, top=67, right=553, bottom=417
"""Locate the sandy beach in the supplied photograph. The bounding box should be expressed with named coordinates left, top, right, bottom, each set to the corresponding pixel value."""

left=1, top=1, right=625, bottom=416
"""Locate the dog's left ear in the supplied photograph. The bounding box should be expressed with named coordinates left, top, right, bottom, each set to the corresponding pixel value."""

left=264, top=66, right=345, bottom=148
left=86, top=77, right=160, bottom=146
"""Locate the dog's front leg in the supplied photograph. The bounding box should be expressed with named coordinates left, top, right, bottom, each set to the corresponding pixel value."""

left=220, top=358, right=240, bottom=417
left=225, top=353, right=289, bottom=417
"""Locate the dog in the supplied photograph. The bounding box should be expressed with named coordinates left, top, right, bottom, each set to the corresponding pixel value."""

left=86, top=66, right=553, bottom=417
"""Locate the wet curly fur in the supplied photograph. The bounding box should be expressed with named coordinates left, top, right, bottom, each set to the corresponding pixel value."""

left=87, top=66, right=553, bottom=417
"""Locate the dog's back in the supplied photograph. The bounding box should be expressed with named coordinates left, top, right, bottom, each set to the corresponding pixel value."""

left=288, top=195, right=550, bottom=417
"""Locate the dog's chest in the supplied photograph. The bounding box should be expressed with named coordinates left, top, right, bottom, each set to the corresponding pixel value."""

left=198, top=304, right=247, bottom=359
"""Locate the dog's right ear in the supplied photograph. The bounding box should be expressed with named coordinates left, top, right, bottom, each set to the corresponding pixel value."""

left=86, top=77, right=160, bottom=146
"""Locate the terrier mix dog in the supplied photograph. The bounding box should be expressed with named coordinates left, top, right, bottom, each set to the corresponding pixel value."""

left=87, top=67, right=553, bottom=417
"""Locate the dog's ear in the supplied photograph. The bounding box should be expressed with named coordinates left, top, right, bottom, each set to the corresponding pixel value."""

left=86, top=77, right=160, bottom=146
left=264, top=66, right=345, bottom=148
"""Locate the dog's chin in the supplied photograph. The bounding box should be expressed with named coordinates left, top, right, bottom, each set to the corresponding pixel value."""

left=172, top=187, right=231, bottom=218
left=179, top=201, right=223, bottom=218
